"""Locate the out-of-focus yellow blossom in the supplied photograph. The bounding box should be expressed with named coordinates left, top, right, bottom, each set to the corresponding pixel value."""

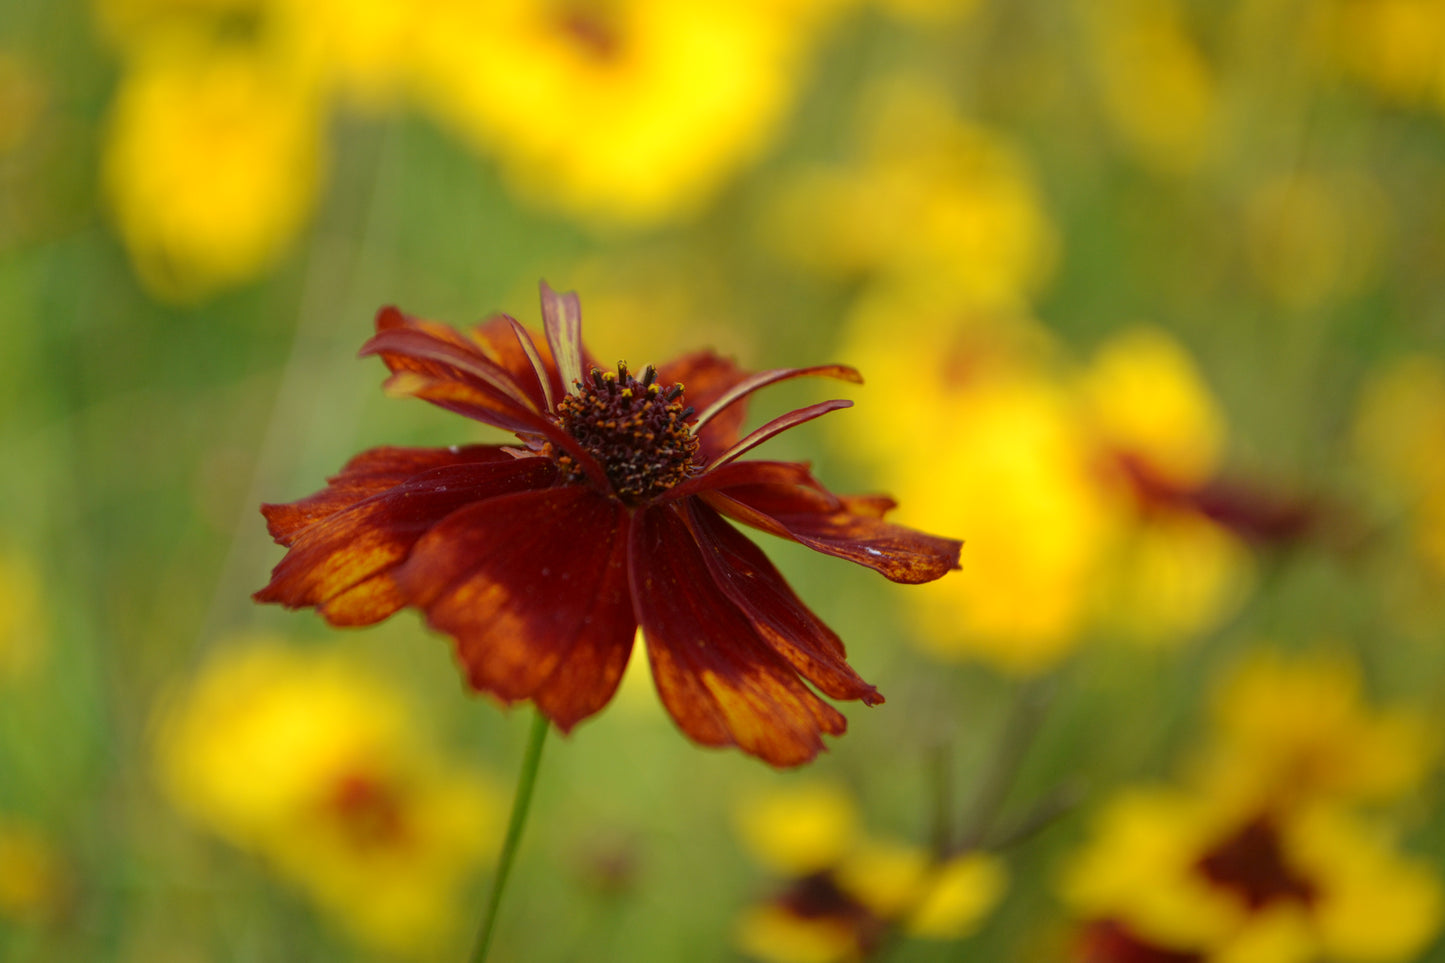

left=1077, top=0, right=1219, bottom=175
left=838, top=289, right=1252, bottom=672
left=93, top=0, right=271, bottom=54
left=1061, top=787, right=1443, bottom=963
left=737, top=782, right=860, bottom=877
left=101, top=35, right=325, bottom=302
left=1243, top=171, right=1390, bottom=311
left=1325, top=0, right=1445, bottom=107
left=770, top=80, right=1057, bottom=309
left=1199, top=650, right=1434, bottom=808
left=735, top=782, right=1005, bottom=962
left=0, top=551, right=45, bottom=683
left=155, top=637, right=502, bottom=952
left=1352, top=354, right=1445, bottom=578
left=0, top=819, right=66, bottom=926
left=1079, top=328, right=1226, bottom=490
left=410, top=0, right=814, bottom=228
left=1062, top=650, right=1443, bottom=963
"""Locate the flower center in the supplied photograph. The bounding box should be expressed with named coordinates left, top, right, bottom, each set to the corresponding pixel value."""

left=1194, top=816, right=1317, bottom=910
left=551, top=362, right=700, bottom=503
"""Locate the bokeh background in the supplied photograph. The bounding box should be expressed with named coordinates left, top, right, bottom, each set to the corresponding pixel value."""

left=3, top=0, right=1445, bottom=960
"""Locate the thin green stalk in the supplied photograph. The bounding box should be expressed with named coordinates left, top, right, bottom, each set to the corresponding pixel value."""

left=469, top=710, right=551, bottom=963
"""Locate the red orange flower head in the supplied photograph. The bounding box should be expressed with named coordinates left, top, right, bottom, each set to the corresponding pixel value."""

left=255, top=283, right=962, bottom=766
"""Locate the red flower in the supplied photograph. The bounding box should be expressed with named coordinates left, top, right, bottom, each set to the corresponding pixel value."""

left=255, top=283, right=961, bottom=766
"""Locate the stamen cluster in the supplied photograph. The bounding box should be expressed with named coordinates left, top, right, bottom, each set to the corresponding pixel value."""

left=550, top=362, right=700, bottom=503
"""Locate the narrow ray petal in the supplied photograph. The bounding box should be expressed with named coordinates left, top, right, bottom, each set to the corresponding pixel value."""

left=692, top=364, right=863, bottom=433
left=707, top=399, right=854, bottom=469
left=663, top=459, right=830, bottom=502
left=505, top=316, right=556, bottom=412
left=255, top=457, right=557, bottom=623
left=262, top=445, right=514, bottom=545
left=682, top=499, right=883, bottom=705
left=395, top=486, right=636, bottom=729
left=630, top=504, right=848, bottom=767
left=363, top=322, right=538, bottom=412
left=656, top=351, right=750, bottom=461
left=540, top=281, right=586, bottom=391
left=469, top=314, right=555, bottom=412
left=702, top=483, right=963, bottom=584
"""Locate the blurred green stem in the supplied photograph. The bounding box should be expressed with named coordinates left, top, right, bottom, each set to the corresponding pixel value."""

left=470, top=710, right=551, bottom=963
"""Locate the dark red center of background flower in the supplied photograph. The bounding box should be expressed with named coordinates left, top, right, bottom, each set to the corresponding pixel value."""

left=1194, top=816, right=1317, bottom=910
left=550, top=362, right=700, bottom=503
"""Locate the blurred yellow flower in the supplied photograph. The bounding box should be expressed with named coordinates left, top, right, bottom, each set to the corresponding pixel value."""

left=154, top=637, right=502, bottom=952
left=101, top=33, right=325, bottom=302
left=411, top=0, right=816, bottom=227
left=1199, top=649, right=1435, bottom=809
left=735, top=782, right=1005, bottom=962
left=1077, top=0, right=1219, bottom=175
left=1352, top=354, right=1445, bottom=579
left=1242, top=171, right=1390, bottom=311
left=1326, top=0, right=1445, bottom=107
left=0, top=818, right=66, bottom=926
left=1061, top=788, right=1443, bottom=963
left=769, top=80, right=1057, bottom=309
left=0, top=550, right=46, bottom=683
left=837, top=289, right=1255, bottom=672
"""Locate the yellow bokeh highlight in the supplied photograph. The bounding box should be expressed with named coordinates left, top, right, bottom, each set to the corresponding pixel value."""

left=770, top=79, right=1057, bottom=309
left=1243, top=171, right=1390, bottom=311
left=0, top=819, right=66, bottom=925
left=1327, top=0, right=1445, bottom=107
left=903, top=852, right=1008, bottom=939
left=838, top=287, right=1249, bottom=672
left=735, top=782, right=860, bottom=877
left=154, top=636, right=502, bottom=952
left=0, top=551, right=45, bottom=684
left=1078, top=326, right=1225, bottom=489
left=101, top=36, right=325, bottom=302
left=736, top=904, right=861, bottom=963
left=1201, top=649, right=1435, bottom=807
left=1352, top=353, right=1445, bottom=581
left=412, top=0, right=814, bottom=228
left=1078, top=0, right=1219, bottom=175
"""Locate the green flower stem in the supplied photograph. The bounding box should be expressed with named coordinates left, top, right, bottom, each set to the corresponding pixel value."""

left=469, top=710, right=551, bottom=963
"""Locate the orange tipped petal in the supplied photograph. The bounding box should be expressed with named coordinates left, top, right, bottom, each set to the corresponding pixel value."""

left=630, top=503, right=848, bottom=768
left=395, top=485, right=636, bottom=731
left=254, top=455, right=556, bottom=623
left=682, top=499, right=882, bottom=706
left=703, top=481, right=962, bottom=585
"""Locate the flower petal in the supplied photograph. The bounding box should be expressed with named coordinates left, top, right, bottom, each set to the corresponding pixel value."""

left=471, top=314, right=561, bottom=412
left=692, top=364, right=863, bottom=434
left=629, top=503, right=848, bottom=767
left=540, top=281, right=586, bottom=391
left=681, top=499, right=883, bottom=706
left=708, top=399, right=854, bottom=468
left=261, top=445, right=516, bottom=546
left=703, top=478, right=963, bottom=584
left=663, top=459, right=828, bottom=502
left=656, top=350, right=750, bottom=461
left=368, top=307, right=540, bottom=409
left=255, top=456, right=556, bottom=625
left=394, top=486, right=636, bottom=731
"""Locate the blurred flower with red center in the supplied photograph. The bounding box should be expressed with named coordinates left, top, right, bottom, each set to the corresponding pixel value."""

left=153, top=637, right=503, bottom=952
left=255, top=283, right=961, bottom=767
left=734, top=782, right=1005, bottom=962
left=1060, top=650, right=1442, bottom=963
left=1061, top=790, right=1442, bottom=963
